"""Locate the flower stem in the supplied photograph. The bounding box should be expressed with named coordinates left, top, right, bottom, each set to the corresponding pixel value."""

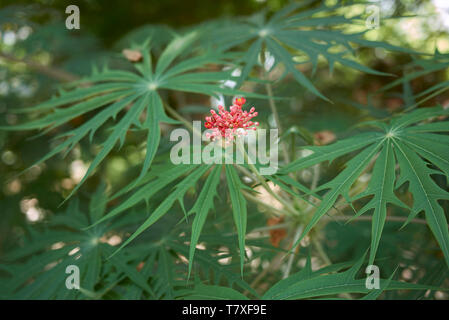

left=265, top=81, right=291, bottom=164
left=164, top=103, right=194, bottom=132
left=235, top=139, right=298, bottom=216
left=260, top=46, right=290, bottom=164
left=283, top=225, right=303, bottom=279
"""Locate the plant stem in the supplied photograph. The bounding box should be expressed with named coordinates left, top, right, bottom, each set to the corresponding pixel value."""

left=308, top=164, right=320, bottom=204
left=164, top=101, right=302, bottom=219
left=261, top=59, right=308, bottom=211
left=235, top=140, right=298, bottom=216
left=164, top=101, right=299, bottom=218
left=265, top=81, right=291, bottom=164
left=235, top=164, right=257, bottom=182
left=242, top=190, right=287, bottom=217
left=260, top=46, right=290, bottom=165
left=312, top=237, right=332, bottom=266
left=164, top=103, right=195, bottom=133
left=0, top=51, right=80, bottom=82
left=283, top=225, right=303, bottom=279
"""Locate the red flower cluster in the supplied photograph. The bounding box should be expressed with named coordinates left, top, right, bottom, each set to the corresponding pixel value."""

left=204, top=97, right=259, bottom=142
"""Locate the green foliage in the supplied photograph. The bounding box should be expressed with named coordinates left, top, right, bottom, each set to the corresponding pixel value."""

left=1, top=33, right=265, bottom=201
left=0, top=188, right=157, bottom=299
left=1, top=0, right=448, bottom=301
left=283, top=106, right=449, bottom=266
left=183, top=253, right=443, bottom=300
left=202, top=1, right=414, bottom=99
left=262, top=252, right=438, bottom=300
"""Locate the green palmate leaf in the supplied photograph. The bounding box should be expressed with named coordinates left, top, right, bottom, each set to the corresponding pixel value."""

left=262, top=252, right=441, bottom=300
left=201, top=2, right=412, bottom=100
left=12, top=83, right=136, bottom=114
left=24, top=93, right=140, bottom=167
left=282, top=106, right=449, bottom=267
left=1, top=33, right=261, bottom=202
left=225, top=165, right=248, bottom=276
left=295, top=140, right=384, bottom=245
left=188, top=165, right=222, bottom=278
left=393, top=140, right=449, bottom=262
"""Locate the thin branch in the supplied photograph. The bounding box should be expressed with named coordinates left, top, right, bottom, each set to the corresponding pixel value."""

left=265, top=81, right=290, bottom=163
left=163, top=102, right=195, bottom=133
left=235, top=163, right=257, bottom=182
left=235, top=140, right=298, bottom=216
left=283, top=225, right=303, bottom=279
left=0, top=51, right=80, bottom=82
